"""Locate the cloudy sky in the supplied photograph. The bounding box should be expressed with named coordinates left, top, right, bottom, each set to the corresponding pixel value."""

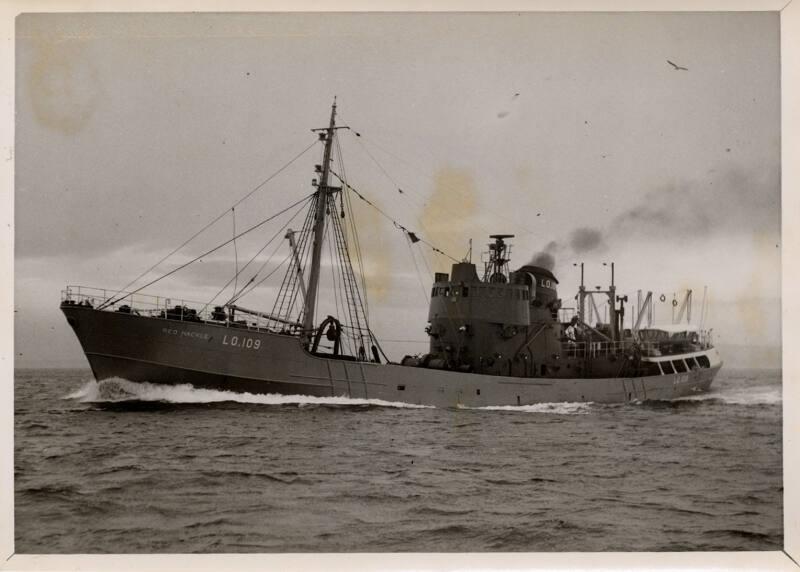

left=15, top=12, right=780, bottom=367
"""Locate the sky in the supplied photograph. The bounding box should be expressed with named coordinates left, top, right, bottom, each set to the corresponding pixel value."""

left=14, top=12, right=781, bottom=367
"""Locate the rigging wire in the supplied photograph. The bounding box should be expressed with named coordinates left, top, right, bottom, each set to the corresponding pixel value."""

left=225, top=197, right=311, bottom=304
left=339, top=120, right=545, bottom=240
left=201, top=195, right=312, bottom=312
left=270, top=192, right=318, bottom=327
left=346, top=129, right=440, bottom=225
left=412, top=231, right=461, bottom=352
left=290, top=195, right=319, bottom=327
left=99, top=138, right=319, bottom=309
left=336, top=124, right=465, bottom=275
left=328, top=168, right=458, bottom=263
left=326, top=222, right=346, bottom=353
left=226, top=223, right=300, bottom=307
left=233, top=251, right=294, bottom=306
left=404, top=232, right=433, bottom=305
left=327, top=191, right=371, bottom=353
left=112, top=193, right=315, bottom=304
left=232, top=207, right=239, bottom=298
left=334, top=131, right=371, bottom=322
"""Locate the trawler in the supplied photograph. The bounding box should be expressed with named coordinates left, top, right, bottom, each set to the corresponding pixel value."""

left=60, top=102, right=722, bottom=407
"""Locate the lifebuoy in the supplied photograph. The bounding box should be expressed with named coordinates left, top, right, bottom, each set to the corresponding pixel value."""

left=659, top=294, right=666, bottom=302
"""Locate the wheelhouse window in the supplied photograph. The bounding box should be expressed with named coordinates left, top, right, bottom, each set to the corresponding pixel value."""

left=672, top=359, right=687, bottom=373
left=685, top=357, right=699, bottom=370
left=660, top=361, right=675, bottom=374
left=696, top=355, right=711, bottom=368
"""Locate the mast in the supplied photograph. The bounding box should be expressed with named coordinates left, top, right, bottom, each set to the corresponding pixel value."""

left=302, top=99, right=337, bottom=339
left=577, top=262, right=585, bottom=323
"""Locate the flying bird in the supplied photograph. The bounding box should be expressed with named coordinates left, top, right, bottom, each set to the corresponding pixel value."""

left=667, top=60, right=688, bottom=71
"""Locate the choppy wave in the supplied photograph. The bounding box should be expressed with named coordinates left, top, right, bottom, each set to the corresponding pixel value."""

left=65, top=378, right=433, bottom=409
left=16, top=367, right=782, bottom=553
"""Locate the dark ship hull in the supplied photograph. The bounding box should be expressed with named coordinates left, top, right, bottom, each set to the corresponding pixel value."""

left=62, top=304, right=721, bottom=408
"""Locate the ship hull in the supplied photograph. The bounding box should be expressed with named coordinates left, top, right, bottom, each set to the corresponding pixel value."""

left=62, top=306, right=722, bottom=408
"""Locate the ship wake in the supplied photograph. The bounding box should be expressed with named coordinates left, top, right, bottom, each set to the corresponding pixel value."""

left=672, top=386, right=781, bottom=406
left=466, top=402, right=594, bottom=415
left=65, top=378, right=434, bottom=409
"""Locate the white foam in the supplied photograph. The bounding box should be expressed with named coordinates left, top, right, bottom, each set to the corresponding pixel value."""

left=63, top=378, right=433, bottom=409
left=65, top=381, right=100, bottom=401
left=469, top=402, right=594, bottom=415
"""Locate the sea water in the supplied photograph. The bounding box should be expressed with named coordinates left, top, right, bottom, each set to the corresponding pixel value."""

left=14, top=367, right=782, bottom=552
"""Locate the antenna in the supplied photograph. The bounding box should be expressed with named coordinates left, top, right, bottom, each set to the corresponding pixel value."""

left=463, top=238, right=473, bottom=264
left=484, top=234, right=514, bottom=283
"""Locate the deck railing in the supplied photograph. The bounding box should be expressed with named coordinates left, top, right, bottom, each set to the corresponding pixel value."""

left=560, top=340, right=658, bottom=358
left=561, top=337, right=712, bottom=359
left=60, top=285, right=300, bottom=334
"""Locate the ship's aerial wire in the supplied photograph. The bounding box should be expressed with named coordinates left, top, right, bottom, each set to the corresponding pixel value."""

left=113, top=193, right=316, bottom=304
left=99, top=138, right=319, bottom=310
left=328, top=169, right=458, bottom=263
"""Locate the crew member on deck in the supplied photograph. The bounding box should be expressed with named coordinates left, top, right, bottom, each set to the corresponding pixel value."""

left=565, top=316, right=580, bottom=356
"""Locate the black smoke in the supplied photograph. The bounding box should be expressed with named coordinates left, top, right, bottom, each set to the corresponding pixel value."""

left=528, top=252, right=555, bottom=271
left=527, top=240, right=560, bottom=271
left=523, top=167, right=778, bottom=273
left=569, top=227, right=606, bottom=253
left=609, top=167, right=778, bottom=240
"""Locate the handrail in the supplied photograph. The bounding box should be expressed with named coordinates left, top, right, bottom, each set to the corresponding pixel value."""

left=60, top=284, right=299, bottom=335
left=560, top=337, right=712, bottom=359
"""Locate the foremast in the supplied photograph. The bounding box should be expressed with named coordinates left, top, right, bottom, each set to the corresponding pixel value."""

left=302, top=99, right=337, bottom=341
